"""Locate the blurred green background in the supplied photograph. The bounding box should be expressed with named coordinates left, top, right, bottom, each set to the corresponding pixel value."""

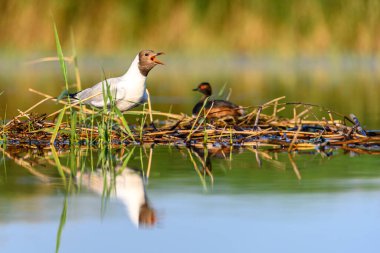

left=2, top=0, right=380, bottom=55
left=0, top=0, right=379, bottom=127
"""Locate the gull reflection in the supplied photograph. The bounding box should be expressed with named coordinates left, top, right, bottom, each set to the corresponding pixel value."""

left=77, top=166, right=156, bottom=228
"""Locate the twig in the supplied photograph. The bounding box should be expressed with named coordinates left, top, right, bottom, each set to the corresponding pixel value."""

left=288, top=122, right=302, bottom=152
left=146, top=147, right=153, bottom=179
left=288, top=153, right=302, bottom=180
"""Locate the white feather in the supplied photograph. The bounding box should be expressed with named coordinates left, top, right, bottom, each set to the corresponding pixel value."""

left=74, top=54, right=148, bottom=112
left=77, top=167, right=146, bottom=227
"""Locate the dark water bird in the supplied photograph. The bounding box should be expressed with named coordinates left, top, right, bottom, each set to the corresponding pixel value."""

left=192, top=82, right=244, bottom=118
left=69, top=50, right=164, bottom=111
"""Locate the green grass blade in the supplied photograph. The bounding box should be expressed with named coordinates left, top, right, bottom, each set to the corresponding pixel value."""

left=51, top=145, right=67, bottom=186
left=53, top=21, right=69, bottom=95
left=55, top=191, right=68, bottom=253
left=139, top=103, right=146, bottom=141
left=217, top=81, right=228, bottom=98
left=139, top=147, right=145, bottom=177
left=118, top=147, right=136, bottom=175
left=70, top=29, right=82, bottom=91
left=50, top=107, right=66, bottom=145
left=114, top=107, right=135, bottom=142
left=186, top=97, right=210, bottom=142
left=70, top=110, right=77, bottom=145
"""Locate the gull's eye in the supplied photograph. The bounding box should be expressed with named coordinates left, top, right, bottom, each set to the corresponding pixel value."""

left=144, top=53, right=149, bottom=56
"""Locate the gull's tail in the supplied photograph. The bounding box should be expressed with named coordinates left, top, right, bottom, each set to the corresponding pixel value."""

left=56, top=90, right=79, bottom=101
left=68, top=92, right=79, bottom=99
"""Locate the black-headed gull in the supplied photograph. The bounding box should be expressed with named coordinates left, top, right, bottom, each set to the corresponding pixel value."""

left=70, top=50, right=164, bottom=112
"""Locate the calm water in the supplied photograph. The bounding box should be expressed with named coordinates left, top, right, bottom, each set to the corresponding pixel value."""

left=0, top=146, right=380, bottom=253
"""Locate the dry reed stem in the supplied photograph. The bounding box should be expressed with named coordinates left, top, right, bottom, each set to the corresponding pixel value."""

left=272, top=100, right=278, bottom=117
left=187, top=149, right=208, bottom=190
left=126, top=110, right=184, bottom=120
left=328, top=111, right=334, bottom=122
left=262, top=96, right=286, bottom=108
left=288, top=122, right=302, bottom=152
left=146, top=147, right=153, bottom=179
left=146, top=89, right=154, bottom=124
left=46, top=158, right=72, bottom=174
left=297, top=106, right=313, bottom=119
left=186, top=100, right=214, bottom=141
left=25, top=56, right=73, bottom=65
left=0, top=146, right=51, bottom=182
left=192, top=150, right=214, bottom=183
left=288, top=153, right=302, bottom=180
left=5, top=97, right=51, bottom=127
left=28, top=88, right=96, bottom=115
left=254, top=106, right=262, bottom=128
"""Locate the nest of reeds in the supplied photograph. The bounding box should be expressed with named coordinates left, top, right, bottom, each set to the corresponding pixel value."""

left=1, top=90, right=379, bottom=154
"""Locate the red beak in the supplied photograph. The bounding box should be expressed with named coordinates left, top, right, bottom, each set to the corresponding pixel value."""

left=151, top=52, right=164, bottom=65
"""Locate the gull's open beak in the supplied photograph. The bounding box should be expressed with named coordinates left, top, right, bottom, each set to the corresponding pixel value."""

left=152, top=52, right=165, bottom=65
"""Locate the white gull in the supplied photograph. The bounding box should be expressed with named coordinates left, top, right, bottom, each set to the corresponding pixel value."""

left=70, top=50, right=164, bottom=112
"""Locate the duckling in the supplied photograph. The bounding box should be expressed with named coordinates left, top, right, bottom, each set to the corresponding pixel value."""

left=192, top=82, right=244, bottom=118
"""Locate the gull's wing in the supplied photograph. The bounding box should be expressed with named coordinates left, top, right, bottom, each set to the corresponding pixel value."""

left=74, top=77, right=125, bottom=107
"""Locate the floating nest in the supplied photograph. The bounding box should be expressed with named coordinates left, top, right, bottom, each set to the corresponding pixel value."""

left=1, top=93, right=379, bottom=155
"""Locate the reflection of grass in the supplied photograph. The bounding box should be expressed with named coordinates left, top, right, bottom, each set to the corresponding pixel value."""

left=55, top=189, right=68, bottom=253
left=52, top=146, right=138, bottom=253
left=51, top=145, right=67, bottom=186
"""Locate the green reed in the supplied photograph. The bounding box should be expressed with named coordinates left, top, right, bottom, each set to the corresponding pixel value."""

left=186, top=97, right=210, bottom=142
left=114, top=107, right=135, bottom=142
left=70, top=29, right=82, bottom=92
left=51, top=145, right=67, bottom=186
left=50, top=107, right=66, bottom=145
left=70, top=110, right=78, bottom=144
left=53, top=21, right=81, bottom=147
left=139, top=147, right=145, bottom=177
left=119, top=146, right=136, bottom=174
left=53, top=21, right=70, bottom=105
left=139, top=104, right=147, bottom=142
left=55, top=189, right=68, bottom=253
left=69, top=145, right=77, bottom=175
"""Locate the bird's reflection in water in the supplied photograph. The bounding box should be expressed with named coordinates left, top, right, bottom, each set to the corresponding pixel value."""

left=188, top=146, right=243, bottom=190
left=190, top=145, right=240, bottom=174
left=76, top=165, right=156, bottom=228
left=190, top=145, right=287, bottom=172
